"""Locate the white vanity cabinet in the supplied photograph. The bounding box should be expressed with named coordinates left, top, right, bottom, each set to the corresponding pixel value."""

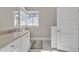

left=0, top=32, right=30, bottom=52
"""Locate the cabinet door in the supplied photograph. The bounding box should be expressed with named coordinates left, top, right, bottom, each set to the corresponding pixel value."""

left=57, top=8, right=79, bottom=52
left=20, top=35, right=27, bottom=52
left=20, top=33, right=30, bottom=52
left=12, top=39, right=21, bottom=52
left=12, top=46, right=21, bottom=52
left=26, top=33, right=30, bottom=51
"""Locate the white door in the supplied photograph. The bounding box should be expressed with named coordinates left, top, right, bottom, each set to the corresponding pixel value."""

left=57, top=8, right=79, bottom=52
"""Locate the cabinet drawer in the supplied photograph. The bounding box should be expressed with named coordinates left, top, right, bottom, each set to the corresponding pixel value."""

left=0, top=39, right=18, bottom=52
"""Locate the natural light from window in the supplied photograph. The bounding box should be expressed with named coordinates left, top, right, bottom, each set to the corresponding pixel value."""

left=14, top=10, right=39, bottom=27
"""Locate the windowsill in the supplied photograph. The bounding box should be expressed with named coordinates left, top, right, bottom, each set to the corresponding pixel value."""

left=20, top=25, right=39, bottom=28
left=26, top=25, right=39, bottom=28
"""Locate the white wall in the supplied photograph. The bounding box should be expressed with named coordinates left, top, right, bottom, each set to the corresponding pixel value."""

left=26, top=7, right=57, bottom=39
left=0, top=7, right=19, bottom=31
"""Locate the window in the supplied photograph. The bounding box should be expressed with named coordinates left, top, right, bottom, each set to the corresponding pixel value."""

left=14, top=10, right=39, bottom=27
left=26, top=11, right=39, bottom=27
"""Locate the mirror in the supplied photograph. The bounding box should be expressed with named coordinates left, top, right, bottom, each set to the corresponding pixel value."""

left=0, top=7, right=19, bottom=31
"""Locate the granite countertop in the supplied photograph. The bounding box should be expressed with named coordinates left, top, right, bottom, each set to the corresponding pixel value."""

left=0, top=30, right=30, bottom=48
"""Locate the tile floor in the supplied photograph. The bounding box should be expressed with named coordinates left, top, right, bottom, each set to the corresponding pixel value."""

left=30, top=40, right=60, bottom=52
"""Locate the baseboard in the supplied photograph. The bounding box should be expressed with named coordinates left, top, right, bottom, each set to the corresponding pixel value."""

left=31, top=37, right=51, bottom=40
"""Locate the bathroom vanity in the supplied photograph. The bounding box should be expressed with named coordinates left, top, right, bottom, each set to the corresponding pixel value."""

left=0, top=30, right=30, bottom=52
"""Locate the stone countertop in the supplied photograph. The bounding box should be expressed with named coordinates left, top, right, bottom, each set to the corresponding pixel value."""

left=0, top=30, right=30, bottom=48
